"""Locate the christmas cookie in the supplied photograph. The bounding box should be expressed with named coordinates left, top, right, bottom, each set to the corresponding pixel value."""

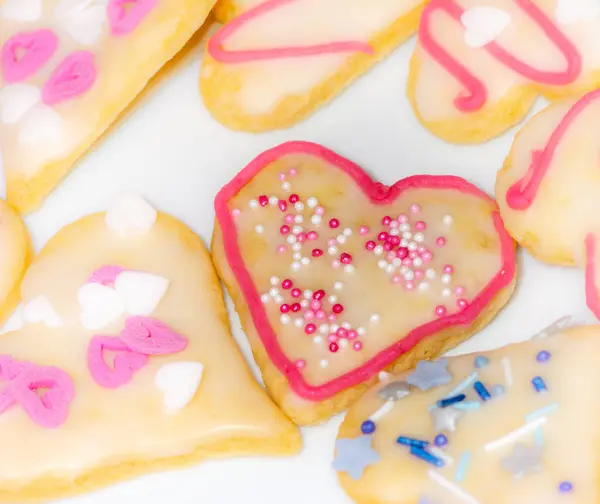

left=0, top=193, right=300, bottom=502
left=212, top=141, right=517, bottom=425
left=200, top=0, right=428, bottom=132
left=408, top=0, right=600, bottom=143
left=0, top=0, right=216, bottom=213
left=333, top=318, right=586, bottom=504
left=495, top=89, right=600, bottom=321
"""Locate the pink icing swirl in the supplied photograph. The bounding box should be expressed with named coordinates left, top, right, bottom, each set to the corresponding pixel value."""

left=1, top=29, right=58, bottom=83
left=107, top=0, right=157, bottom=36
left=42, top=51, right=97, bottom=106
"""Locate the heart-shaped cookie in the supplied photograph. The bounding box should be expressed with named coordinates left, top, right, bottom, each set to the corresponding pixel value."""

left=334, top=321, right=589, bottom=504
left=0, top=194, right=300, bottom=502
left=212, top=141, right=517, bottom=425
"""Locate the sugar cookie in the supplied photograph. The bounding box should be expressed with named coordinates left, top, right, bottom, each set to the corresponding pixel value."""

left=212, top=141, right=517, bottom=425
left=334, top=319, right=590, bottom=504
left=0, top=0, right=216, bottom=213
left=0, top=194, right=300, bottom=502
left=201, top=0, right=428, bottom=132
left=408, top=0, right=600, bottom=143
left=495, top=89, right=600, bottom=320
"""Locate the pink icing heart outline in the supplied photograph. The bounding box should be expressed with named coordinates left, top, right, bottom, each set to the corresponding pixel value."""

left=215, top=141, right=516, bottom=400
left=107, top=0, right=157, bottom=36
left=88, top=335, right=149, bottom=388
left=0, top=29, right=59, bottom=83
left=120, top=316, right=188, bottom=355
left=41, top=51, right=97, bottom=106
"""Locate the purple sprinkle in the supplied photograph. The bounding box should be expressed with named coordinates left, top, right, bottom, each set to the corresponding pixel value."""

left=434, top=434, right=448, bottom=447
left=559, top=481, right=573, bottom=493
left=537, top=350, right=551, bottom=363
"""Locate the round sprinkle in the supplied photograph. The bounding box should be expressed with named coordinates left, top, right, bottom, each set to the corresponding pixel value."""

left=329, top=342, right=339, bottom=353
left=425, top=269, right=436, bottom=279
left=291, top=262, right=301, bottom=271
left=370, top=314, right=380, bottom=323
left=353, top=341, right=363, bottom=351
left=259, top=195, right=269, bottom=207
left=319, top=324, right=330, bottom=335
left=286, top=235, right=296, bottom=244
left=307, top=197, right=318, bottom=208
left=280, top=225, right=291, bottom=235
left=435, top=305, right=447, bottom=317
left=334, top=282, right=344, bottom=290
left=305, top=323, right=316, bottom=335
left=320, top=359, right=329, bottom=368
left=559, top=482, right=573, bottom=493
left=359, top=226, right=369, bottom=235
left=443, top=215, right=453, bottom=225
left=442, top=288, right=452, bottom=297
left=436, top=237, right=446, bottom=247
left=294, top=202, right=304, bottom=212
left=344, top=265, right=355, bottom=274
left=361, top=420, right=376, bottom=435
left=231, top=208, right=241, bottom=217
left=280, top=304, right=290, bottom=313
left=491, top=384, right=505, bottom=397
left=333, top=304, right=344, bottom=314
left=537, top=350, right=551, bottom=363
left=289, top=168, right=297, bottom=176
left=274, top=295, right=284, bottom=304
left=312, top=248, right=324, bottom=257
left=280, top=314, right=291, bottom=324
left=291, top=288, right=302, bottom=298
left=441, top=275, right=452, bottom=286
left=291, top=303, right=301, bottom=312
left=365, top=240, right=376, bottom=251
left=269, top=196, right=278, bottom=205
left=337, top=235, right=347, bottom=244
left=382, top=216, right=392, bottom=226
left=474, top=356, right=490, bottom=369
left=414, top=233, right=425, bottom=243
left=255, top=225, right=264, bottom=233
left=282, top=279, right=293, bottom=289
left=249, top=199, right=259, bottom=209
left=357, top=327, right=366, bottom=336
left=270, top=276, right=280, bottom=286
left=293, top=252, right=301, bottom=260
left=278, top=200, right=288, bottom=212
left=374, top=245, right=384, bottom=255
left=294, top=215, right=303, bottom=223
left=294, top=318, right=304, bottom=328
left=295, top=359, right=306, bottom=369
left=329, top=295, right=337, bottom=304
left=328, top=246, right=338, bottom=255
left=329, top=218, right=340, bottom=228
left=311, top=215, right=322, bottom=225
left=434, top=434, right=448, bottom=447
left=260, top=294, right=270, bottom=303
left=282, top=182, right=291, bottom=191
left=289, top=194, right=299, bottom=204
left=313, top=290, right=325, bottom=300
left=343, top=228, right=352, bottom=237
left=269, top=287, right=279, bottom=297
left=304, top=289, right=313, bottom=299
left=457, top=299, right=468, bottom=309
left=410, top=204, right=421, bottom=214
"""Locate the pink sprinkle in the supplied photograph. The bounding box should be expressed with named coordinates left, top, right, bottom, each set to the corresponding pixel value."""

left=353, top=341, right=363, bottom=352
left=305, top=324, right=316, bottom=335
left=316, top=310, right=326, bottom=320
left=340, top=253, right=352, bottom=264
left=347, top=330, right=358, bottom=340
left=414, top=270, right=424, bottom=280
left=457, top=299, right=468, bottom=309
left=280, top=225, right=290, bottom=235
left=378, top=232, right=388, bottom=242
left=307, top=231, right=318, bottom=240
left=278, top=173, right=286, bottom=181
left=278, top=200, right=288, bottom=212
left=389, top=220, right=399, bottom=229
left=390, top=236, right=400, bottom=246
left=392, top=275, right=402, bottom=284
left=417, top=245, right=426, bottom=253
left=297, top=233, right=307, bottom=243
left=285, top=214, right=295, bottom=224
left=291, top=288, right=302, bottom=298
left=329, top=218, right=340, bottom=229
left=328, top=334, right=338, bottom=343
left=312, top=248, right=323, bottom=257
left=359, top=226, right=370, bottom=235
left=402, top=258, right=413, bottom=266
left=282, top=279, right=293, bottom=289
left=365, top=240, right=376, bottom=251
left=397, top=247, right=409, bottom=259
left=277, top=245, right=287, bottom=254
left=231, top=208, right=241, bottom=217
left=313, top=290, right=325, bottom=300
left=382, top=216, right=392, bottom=226
left=329, top=343, right=339, bottom=353
left=409, top=251, right=418, bottom=259
left=435, top=305, right=447, bottom=317
left=328, top=314, right=337, bottom=322
left=332, top=260, right=341, bottom=268
left=336, top=327, right=348, bottom=338
left=443, top=265, right=454, bottom=274
left=332, top=304, right=344, bottom=314
left=304, top=311, right=315, bottom=321
left=280, top=304, right=290, bottom=313
left=315, top=206, right=325, bottom=216
left=289, top=194, right=299, bottom=204
left=387, top=252, right=397, bottom=261
left=398, top=214, right=409, bottom=223
left=328, top=238, right=337, bottom=246
left=291, top=303, right=301, bottom=312
left=421, top=252, right=433, bottom=262
left=310, top=300, right=321, bottom=311
left=405, top=281, right=415, bottom=291
left=295, top=359, right=306, bottom=369
left=384, top=243, right=393, bottom=251
left=415, top=221, right=426, bottom=230
left=410, top=204, right=421, bottom=214
left=436, top=237, right=446, bottom=247
left=455, top=286, right=465, bottom=296
left=289, top=168, right=298, bottom=176
left=259, top=195, right=268, bottom=207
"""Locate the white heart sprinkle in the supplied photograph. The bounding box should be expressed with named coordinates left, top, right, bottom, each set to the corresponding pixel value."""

left=18, top=105, right=63, bottom=145
left=105, top=193, right=157, bottom=236
left=0, top=84, right=41, bottom=125
left=55, top=0, right=108, bottom=45
left=22, top=296, right=63, bottom=328
left=461, top=7, right=511, bottom=48
left=78, top=283, right=125, bottom=330
left=114, top=271, right=169, bottom=316
left=0, top=304, right=25, bottom=335
left=555, top=0, right=600, bottom=24
left=0, top=0, right=42, bottom=21
left=155, top=362, right=204, bottom=413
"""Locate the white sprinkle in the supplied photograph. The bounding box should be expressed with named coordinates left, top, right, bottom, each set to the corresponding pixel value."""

left=292, top=225, right=302, bottom=234
left=287, top=235, right=297, bottom=244
left=441, top=274, right=452, bottom=284
left=319, top=324, right=330, bottom=335
left=378, top=260, right=388, bottom=269
left=330, top=324, right=339, bottom=332
left=329, top=295, right=337, bottom=304
left=291, top=262, right=301, bottom=271
left=342, top=322, right=351, bottom=329
left=294, top=202, right=304, bottom=212
left=414, top=232, right=425, bottom=243
left=389, top=228, right=400, bottom=236
left=269, top=287, right=279, bottom=297
left=413, top=258, right=423, bottom=267
left=313, top=336, right=323, bottom=344
left=392, top=258, right=402, bottom=267
left=293, top=252, right=302, bottom=260
left=294, top=318, right=304, bottom=328
left=386, top=265, right=395, bottom=274
left=295, top=215, right=303, bottom=223
left=418, top=282, right=430, bottom=291
left=442, top=288, right=452, bottom=297
left=249, top=199, right=259, bottom=209
left=428, top=471, right=479, bottom=504
left=280, top=314, right=291, bottom=325
left=400, top=266, right=408, bottom=274
left=339, top=339, right=349, bottom=348
left=334, top=282, right=344, bottom=290
left=301, top=257, right=310, bottom=265
left=343, top=228, right=352, bottom=236
left=400, top=239, right=409, bottom=247
left=304, top=290, right=313, bottom=299
left=274, top=295, right=284, bottom=304
left=301, top=300, right=309, bottom=308
left=374, top=245, right=384, bottom=255
left=443, top=215, right=453, bottom=225
left=404, top=270, right=415, bottom=281
left=370, top=314, right=380, bottom=323
left=502, top=357, right=513, bottom=386
left=344, top=265, right=355, bottom=273
left=484, top=417, right=547, bottom=452
left=261, top=294, right=270, bottom=303
left=399, top=223, right=411, bottom=232
left=426, top=269, right=436, bottom=279
left=337, top=235, right=347, bottom=244
left=282, top=182, right=291, bottom=192
left=269, top=196, right=278, bottom=205
left=429, top=448, right=454, bottom=466
left=311, top=215, right=322, bottom=225
left=270, top=276, right=279, bottom=286
left=408, top=242, right=418, bottom=251
left=328, top=246, right=338, bottom=255
left=292, top=243, right=302, bottom=251
left=357, top=327, right=366, bottom=336
left=255, top=225, right=264, bottom=233
left=307, top=197, right=318, bottom=208
left=320, top=359, right=329, bottom=368
left=402, top=232, right=413, bottom=240
left=369, top=400, right=395, bottom=422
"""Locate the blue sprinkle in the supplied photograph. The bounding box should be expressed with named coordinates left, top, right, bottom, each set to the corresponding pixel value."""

left=445, top=371, right=478, bottom=398
left=455, top=451, right=472, bottom=482
left=397, top=436, right=429, bottom=448
left=525, top=402, right=559, bottom=422
left=534, top=427, right=544, bottom=446
left=491, top=384, right=505, bottom=397
left=474, top=356, right=489, bottom=369
left=410, top=446, right=445, bottom=467
left=474, top=381, right=491, bottom=401
left=437, top=394, right=466, bottom=408
left=453, top=401, right=481, bottom=411
left=434, top=434, right=448, bottom=447
left=532, top=376, right=548, bottom=393
left=536, top=350, right=551, bottom=363
left=361, top=420, right=376, bottom=435
left=559, top=481, right=573, bottom=493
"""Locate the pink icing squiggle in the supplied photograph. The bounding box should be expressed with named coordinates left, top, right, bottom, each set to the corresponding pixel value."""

left=0, top=29, right=58, bottom=83
left=585, top=234, right=600, bottom=319
left=107, top=0, right=158, bottom=36
left=88, top=265, right=127, bottom=286
left=419, top=0, right=581, bottom=113
left=0, top=356, right=75, bottom=428
left=87, top=317, right=188, bottom=388
left=42, top=51, right=97, bottom=106
left=506, top=89, right=600, bottom=210
left=208, top=0, right=374, bottom=64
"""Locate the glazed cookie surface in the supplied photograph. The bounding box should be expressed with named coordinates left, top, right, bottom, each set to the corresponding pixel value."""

left=408, top=0, right=600, bottom=143
left=495, top=89, right=600, bottom=320
left=0, top=0, right=216, bottom=213
left=0, top=194, right=300, bottom=503
left=334, top=319, right=587, bottom=504
left=200, top=0, right=428, bottom=131
left=212, top=141, right=517, bottom=425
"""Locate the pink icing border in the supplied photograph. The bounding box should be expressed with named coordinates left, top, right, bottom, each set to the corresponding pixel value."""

left=419, top=0, right=581, bottom=113
left=207, top=0, right=374, bottom=64
left=214, top=141, right=516, bottom=401
left=585, top=234, right=600, bottom=319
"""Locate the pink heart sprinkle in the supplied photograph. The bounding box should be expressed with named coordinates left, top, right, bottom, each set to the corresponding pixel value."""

left=88, top=335, right=149, bottom=388
left=1, top=29, right=58, bottom=83
left=42, top=51, right=97, bottom=106
left=87, top=265, right=127, bottom=287
left=107, top=0, right=157, bottom=36
left=120, top=317, right=188, bottom=356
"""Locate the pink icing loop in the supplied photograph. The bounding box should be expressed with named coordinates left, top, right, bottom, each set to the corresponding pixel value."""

left=107, top=0, right=157, bottom=36
left=87, top=265, right=127, bottom=286
left=41, top=51, right=97, bottom=106
left=419, top=0, right=581, bottom=113
left=0, top=29, right=58, bottom=83
left=207, top=0, right=374, bottom=64
left=87, top=335, right=149, bottom=389
left=120, top=317, right=188, bottom=355
left=0, top=355, right=26, bottom=380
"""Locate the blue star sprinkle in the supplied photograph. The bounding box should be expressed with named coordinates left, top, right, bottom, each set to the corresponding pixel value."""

left=406, top=359, right=451, bottom=390
left=332, top=436, right=381, bottom=480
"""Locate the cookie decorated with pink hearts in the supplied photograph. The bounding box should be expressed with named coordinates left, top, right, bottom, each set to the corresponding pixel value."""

left=0, top=194, right=300, bottom=502
left=407, top=0, right=600, bottom=144
left=212, top=141, right=517, bottom=425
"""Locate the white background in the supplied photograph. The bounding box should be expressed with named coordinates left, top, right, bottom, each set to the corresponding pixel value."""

left=23, top=31, right=595, bottom=504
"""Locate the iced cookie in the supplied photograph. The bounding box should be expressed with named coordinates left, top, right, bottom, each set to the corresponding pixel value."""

left=0, top=0, right=216, bottom=214
left=495, top=89, right=600, bottom=320
left=0, top=194, right=301, bottom=502
left=333, top=318, right=588, bottom=504
left=213, top=0, right=259, bottom=22
left=212, top=141, right=517, bottom=425
left=408, top=0, right=600, bottom=143
left=200, top=0, right=428, bottom=132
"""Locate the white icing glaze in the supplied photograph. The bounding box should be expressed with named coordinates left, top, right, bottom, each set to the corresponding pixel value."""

left=555, top=0, right=600, bottom=25
left=22, top=295, right=63, bottom=328
left=78, top=282, right=125, bottom=330
left=105, top=193, right=157, bottom=236
left=0, top=0, right=42, bottom=22
left=114, top=271, right=169, bottom=315
left=154, top=361, right=204, bottom=413
left=0, top=84, right=41, bottom=125
left=461, top=6, right=511, bottom=49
